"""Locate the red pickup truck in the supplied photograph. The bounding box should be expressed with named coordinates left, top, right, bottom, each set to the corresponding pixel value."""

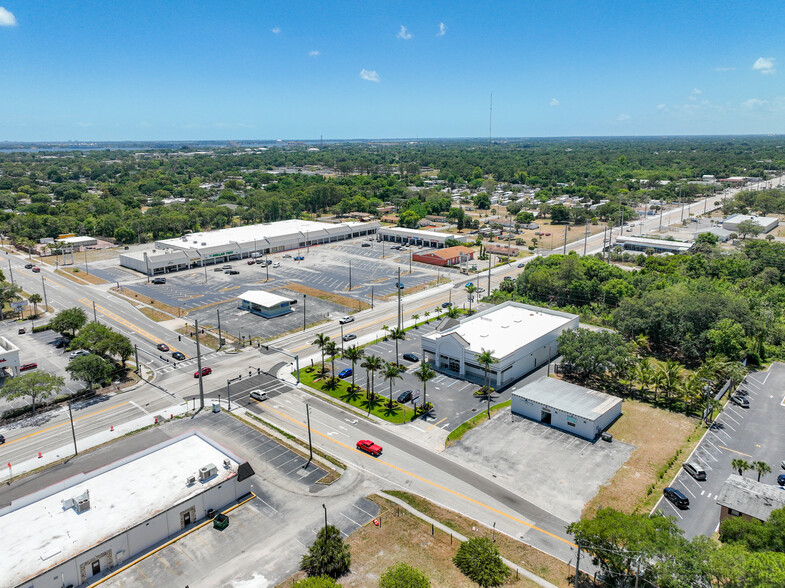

left=356, top=439, right=383, bottom=457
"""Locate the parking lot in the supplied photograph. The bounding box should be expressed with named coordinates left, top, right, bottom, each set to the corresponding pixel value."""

left=444, top=410, right=634, bottom=522
left=653, top=363, right=785, bottom=538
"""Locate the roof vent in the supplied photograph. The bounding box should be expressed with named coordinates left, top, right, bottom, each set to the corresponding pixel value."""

left=501, top=325, right=509, bottom=328
left=186, top=475, right=196, bottom=486
left=223, top=459, right=232, bottom=469
left=62, top=490, right=90, bottom=514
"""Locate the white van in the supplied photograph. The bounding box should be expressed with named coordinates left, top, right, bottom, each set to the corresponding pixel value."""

left=250, top=390, right=269, bottom=402
left=683, top=461, right=706, bottom=480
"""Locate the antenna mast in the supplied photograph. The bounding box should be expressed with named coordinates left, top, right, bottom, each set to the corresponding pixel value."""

left=489, top=93, right=493, bottom=147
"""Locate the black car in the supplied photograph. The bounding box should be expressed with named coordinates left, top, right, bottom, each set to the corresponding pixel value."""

left=342, top=333, right=357, bottom=342
left=402, top=353, right=419, bottom=362
left=361, top=242, right=371, bottom=247
left=151, top=277, right=166, bottom=284
left=24, top=263, right=33, bottom=269
left=441, top=302, right=452, bottom=308
left=663, top=487, right=689, bottom=509
left=172, top=351, right=186, bottom=360
left=0, top=434, right=4, bottom=444
left=225, top=269, right=240, bottom=275
left=730, top=395, right=750, bottom=408
left=778, top=474, right=785, bottom=487
left=55, top=337, right=70, bottom=348
left=397, top=390, right=413, bottom=403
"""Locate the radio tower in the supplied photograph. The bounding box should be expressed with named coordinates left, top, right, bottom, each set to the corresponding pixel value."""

left=489, top=93, right=493, bottom=148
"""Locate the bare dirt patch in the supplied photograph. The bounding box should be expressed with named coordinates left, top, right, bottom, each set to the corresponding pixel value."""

left=582, top=400, right=703, bottom=517
left=112, top=286, right=185, bottom=317
left=55, top=268, right=108, bottom=285
left=138, top=306, right=174, bottom=322
left=285, top=282, right=370, bottom=311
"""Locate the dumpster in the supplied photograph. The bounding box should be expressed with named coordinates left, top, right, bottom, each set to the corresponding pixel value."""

left=213, top=513, right=229, bottom=530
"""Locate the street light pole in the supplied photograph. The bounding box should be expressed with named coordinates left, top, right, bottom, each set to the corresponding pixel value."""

left=217, top=308, right=222, bottom=350
left=306, top=403, right=314, bottom=465
left=322, top=503, right=327, bottom=532
left=68, top=401, right=78, bottom=456
left=195, top=318, right=205, bottom=409
left=41, top=275, right=49, bottom=315
left=303, top=294, right=307, bottom=331
left=7, top=259, right=13, bottom=285
left=397, top=268, right=402, bottom=329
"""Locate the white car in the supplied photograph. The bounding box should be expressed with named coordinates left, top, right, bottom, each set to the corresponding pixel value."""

left=272, top=262, right=280, bottom=268
left=250, top=390, right=269, bottom=402
left=69, top=350, right=90, bottom=360
left=339, top=316, right=355, bottom=324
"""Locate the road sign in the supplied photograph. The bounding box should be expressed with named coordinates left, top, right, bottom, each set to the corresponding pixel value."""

left=10, top=300, right=28, bottom=310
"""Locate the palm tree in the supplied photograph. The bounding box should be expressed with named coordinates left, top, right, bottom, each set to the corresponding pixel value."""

left=753, top=460, right=771, bottom=482
left=477, top=348, right=498, bottom=419
left=731, top=458, right=752, bottom=477
left=446, top=305, right=460, bottom=319
left=28, top=293, right=43, bottom=317
left=633, top=334, right=650, bottom=357
left=414, top=362, right=436, bottom=414
left=0, top=282, right=22, bottom=320
left=389, top=327, right=406, bottom=365
left=324, top=340, right=339, bottom=381
left=383, top=362, right=403, bottom=408
left=466, top=285, right=478, bottom=313
left=412, top=313, right=420, bottom=328
left=361, top=354, right=384, bottom=402
left=659, top=360, right=683, bottom=407
left=342, top=345, right=364, bottom=392
left=423, top=310, right=431, bottom=323
left=634, top=358, right=654, bottom=399
left=312, top=333, right=330, bottom=375
left=381, top=324, right=390, bottom=341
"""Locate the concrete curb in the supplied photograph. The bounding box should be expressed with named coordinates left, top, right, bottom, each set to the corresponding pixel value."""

left=377, top=491, right=559, bottom=588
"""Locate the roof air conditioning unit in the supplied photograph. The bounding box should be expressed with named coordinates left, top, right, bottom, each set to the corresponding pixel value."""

left=186, top=475, right=196, bottom=486
left=199, top=463, right=218, bottom=481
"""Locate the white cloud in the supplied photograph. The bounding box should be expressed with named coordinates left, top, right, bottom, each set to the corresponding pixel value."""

left=742, top=98, right=767, bottom=110
left=74, top=122, right=93, bottom=127
left=308, top=50, right=320, bottom=57
left=692, top=88, right=702, bottom=95
left=397, top=25, right=412, bottom=40
left=360, top=69, right=380, bottom=83
left=0, top=7, right=17, bottom=26
left=549, top=98, right=560, bottom=107
left=617, top=114, right=631, bottom=121
left=714, top=66, right=735, bottom=72
left=437, top=22, right=446, bottom=37
left=271, top=26, right=281, bottom=34
left=753, top=57, right=776, bottom=75
left=656, top=104, right=667, bottom=110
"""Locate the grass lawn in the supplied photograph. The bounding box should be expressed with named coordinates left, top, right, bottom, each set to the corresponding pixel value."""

left=298, top=368, right=415, bottom=424
left=278, top=494, right=546, bottom=588
left=581, top=399, right=704, bottom=517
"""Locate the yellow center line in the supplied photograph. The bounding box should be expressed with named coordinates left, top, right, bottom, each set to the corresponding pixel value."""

left=263, top=403, right=576, bottom=548
left=425, top=417, right=447, bottom=432
left=5, top=402, right=130, bottom=445
left=718, top=445, right=753, bottom=457
left=79, top=298, right=181, bottom=352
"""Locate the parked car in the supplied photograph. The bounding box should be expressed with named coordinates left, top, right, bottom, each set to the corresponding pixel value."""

left=441, top=302, right=452, bottom=308
left=356, top=439, right=383, bottom=456
left=247, top=259, right=256, bottom=265
left=172, top=351, right=186, bottom=360
left=663, top=487, right=690, bottom=509
left=194, top=367, right=212, bottom=378
left=250, top=390, right=269, bottom=402
left=222, top=265, right=232, bottom=270
left=730, top=395, right=750, bottom=408
left=293, top=255, right=305, bottom=261
left=282, top=254, right=292, bottom=258
left=157, top=343, right=170, bottom=352
left=0, top=434, right=5, bottom=444
left=31, top=267, right=40, bottom=273
left=343, top=333, right=357, bottom=342
left=777, top=474, right=785, bottom=487
left=20, top=362, right=38, bottom=371
left=272, top=262, right=280, bottom=268
left=361, top=242, right=371, bottom=247
left=225, top=269, right=239, bottom=275
left=397, top=390, right=413, bottom=403
left=69, top=350, right=90, bottom=360
left=339, top=316, right=355, bottom=324
left=683, top=461, right=707, bottom=481
left=395, top=282, right=404, bottom=289
left=24, top=263, right=33, bottom=269
left=55, top=337, right=70, bottom=348
left=151, top=277, right=166, bottom=284
left=338, top=368, right=353, bottom=378
left=402, top=353, right=419, bottom=362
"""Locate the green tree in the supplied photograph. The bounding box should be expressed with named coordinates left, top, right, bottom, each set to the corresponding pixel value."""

left=360, top=354, right=383, bottom=403
left=706, top=318, right=747, bottom=361
left=446, top=305, right=460, bottom=319
left=342, top=345, right=364, bottom=392
left=383, top=362, right=403, bottom=407
left=313, top=333, right=330, bottom=375
left=0, top=281, right=22, bottom=319
left=466, top=284, right=477, bottom=313
left=477, top=348, right=498, bottom=418
left=389, top=326, right=406, bottom=365
left=732, top=458, right=752, bottom=477
left=28, top=293, right=42, bottom=316
left=557, top=329, right=634, bottom=383
left=50, top=307, right=88, bottom=338
left=737, top=219, right=764, bottom=239
left=300, top=525, right=351, bottom=579
left=379, top=562, right=430, bottom=588
left=66, top=354, right=112, bottom=392
left=414, top=362, right=436, bottom=413
left=0, top=371, right=65, bottom=413
left=324, top=340, right=339, bottom=382
left=753, top=460, right=772, bottom=482
left=473, top=193, right=491, bottom=209
left=453, top=537, right=509, bottom=588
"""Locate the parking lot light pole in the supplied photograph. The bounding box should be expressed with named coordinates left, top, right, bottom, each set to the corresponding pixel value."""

left=306, top=403, right=313, bottom=465
left=302, top=294, right=307, bottom=331
left=195, top=319, right=205, bottom=409
left=217, top=308, right=223, bottom=350
left=348, top=259, right=352, bottom=290
left=322, top=503, right=327, bottom=532
left=68, top=401, right=78, bottom=456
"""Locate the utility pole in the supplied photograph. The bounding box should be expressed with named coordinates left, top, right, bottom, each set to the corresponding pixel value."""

left=41, top=275, right=49, bottom=314
left=306, top=403, right=314, bottom=464
left=194, top=318, right=205, bottom=409
left=84, top=250, right=89, bottom=275
left=370, top=286, right=374, bottom=309
left=574, top=545, right=581, bottom=588
left=303, top=294, right=307, bottom=331
left=583, top=225, right=590, bottom=256
left=134, top=344, right=140, bottom=373
left=7, top=260, right=13, bottom=285
left=397, top=268, right=402, bottom=329
left=409, top=250, right=412, bottom=274
left=659, top=202, right=664, bottom=231
left=92, top=301, right=97, bottom=323
left=217, top=308, right=222, bottom=350
left=348, top=259, right=352, bottom=290
left=487, top=253, right=492, bottom=294
left=68, top=402, right=78, bottom=456
left=562, top=226, right=568, bottom=255
left=322, top=503, right=327, bottom=532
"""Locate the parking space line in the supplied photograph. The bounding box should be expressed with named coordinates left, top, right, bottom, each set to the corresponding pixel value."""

left=426, top=417, right=447, bottom=431
left=662, top=500, right=684, bottom=519
left=718, top=445, right=753, bottom=457
left=339, top=511, right=363, bottom=528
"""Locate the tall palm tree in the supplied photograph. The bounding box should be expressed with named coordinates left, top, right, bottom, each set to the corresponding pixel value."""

left=324, top=340, right=339, bottom=381
left=414, top=362, right=436, bottom=413
left=412, top=313, right=420, bottom=328
left=381, top=324, right=390, bottom=341
left=423, top=310, right=431, bottom=322
left=659, top=360, right=683, bottom=407
left=634, top=357, right=654, bottom=398
left=342, top=345, right=364, bottom=392
left=383, top=362, right=403, bottom=408
left=753, top=460, right=771, bottom=482
left=446, top=306, right=460, bottom=319
left=312, top=333, right=330, bottom=375
left=476, top=348, right=498, bottom=419
left=361, top=354, right=384, bottom=401
left=28, top=293, right=43, bottom=317
left=731, top=458, right=752, bottom=477
left=389, top=327, right=406, bottom=365
left=466, top=285, right=478, bottom=313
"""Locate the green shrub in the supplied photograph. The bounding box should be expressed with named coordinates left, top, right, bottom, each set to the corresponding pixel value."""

left=453, top=537, right=509, bottom=587
left=379, top=562, right=430, bottom=588
left=293, top=576, right=342, bottom=587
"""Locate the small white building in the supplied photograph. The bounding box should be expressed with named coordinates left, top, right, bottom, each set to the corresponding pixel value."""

left=377, top=226, right=470, bottom=248
left=420, top=302, right=579, bottom=387
left=722, top=214, right=779, bottom=234
left=55, top=235, right=98, bottom=248
left=614, top=236, right=693, bottom=254
left=511, top=377, right=622, bottom=440
left=0, top=336, right=20, bottom=376
left=238, top=290, right=296, bottom=318
left=0, top=431, right=254, bottom=588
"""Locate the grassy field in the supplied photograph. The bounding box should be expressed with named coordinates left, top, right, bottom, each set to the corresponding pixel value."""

left=298, top=368, right=415, bottom=424
left=278, top=494, right=550, bottom=588
left=581, top=399, right=704, bottom=517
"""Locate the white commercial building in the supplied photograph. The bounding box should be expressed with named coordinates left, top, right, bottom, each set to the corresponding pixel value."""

left=119, top=219, right=380, bottom=275
left=420, top=302, right=579, bottom=387
left=0, top=431, right=254, bottom=588
left=511, top=377, right=622, bottom=441
left=722, top=214, right=779, bottom=234
left=378, top=226, right=470, bottom=248
left=56, top=235, right=98, bottom=248
left=0, top=336, right=20, bottom=376
left=238, top=289, right=296, bottom=318
left=614, top=236, right=693, bottom=254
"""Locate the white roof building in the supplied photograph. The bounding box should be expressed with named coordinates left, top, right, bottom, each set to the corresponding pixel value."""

left=238, top=290, right=297, bottom=318
left=722, top=214, right=779, bottom=234
left=378, top=226, right=470, bottom=247
left=421, top=302, right=579, bottom=387
left=0, top=431, right=254, bottom=588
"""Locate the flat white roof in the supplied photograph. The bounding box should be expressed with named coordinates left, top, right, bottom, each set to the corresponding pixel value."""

left=615, top=236, right=692, bottom=250
left=513, top=377, right=622, bottom=421
left=724, top=213, right=779, bottom=225
left=157, top=219, right=375, bottom=250
left=378, top=226, right=467, bottom=241
left=56, top=235, right=96, bottom=244
left=0, top=432, right=242, bottom=587
left=239, top=290, right=295, bottom=308
left=428, top=302, right=575, bottom=358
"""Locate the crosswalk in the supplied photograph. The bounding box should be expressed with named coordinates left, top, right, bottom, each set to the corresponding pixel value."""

left=157, top=350, right=225, bottom=374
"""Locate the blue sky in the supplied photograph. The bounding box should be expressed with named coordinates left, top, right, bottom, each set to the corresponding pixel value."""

left=0, top=1, right=783, bottom=140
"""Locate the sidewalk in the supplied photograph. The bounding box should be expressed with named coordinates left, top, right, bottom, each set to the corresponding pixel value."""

left=378, top=491, right=558, bottom=588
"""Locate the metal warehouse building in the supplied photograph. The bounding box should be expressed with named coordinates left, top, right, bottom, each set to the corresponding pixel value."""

left=722, top=213, right=780, bottom=234
left=420, top=301, right=579, bottom=388
left=119, top=219, right=380, bottom=276
left=378, top=226, right=470, bottom=248
left=511, top=377, right=622, bottom=441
